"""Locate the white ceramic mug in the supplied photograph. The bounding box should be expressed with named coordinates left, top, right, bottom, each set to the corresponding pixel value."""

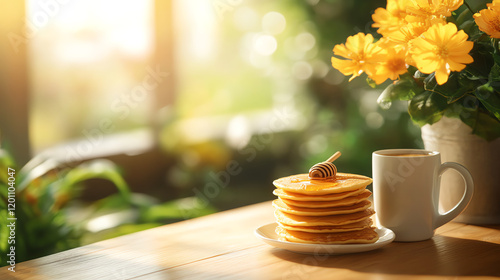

left=372, top=149, right=474, bottom=242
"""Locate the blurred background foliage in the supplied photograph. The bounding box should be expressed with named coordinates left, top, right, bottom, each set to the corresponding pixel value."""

left=2, top=0, right=425, bottom=261
left=160, top=0, right=422, bottom=208
left=0, top=150, right=217, bottom=262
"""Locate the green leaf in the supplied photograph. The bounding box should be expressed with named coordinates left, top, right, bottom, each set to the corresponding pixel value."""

left=365, top=77, right=377, bottom=88
left=0, top=182, right=8, bottom=202
left=377, top=77, right=423, bottom=109
left=0, top=210, right=9, bottom=253
left=92, top=193, right=158, bottom=213
left=38, top=182, right=57, bottom=213
left=489, top=63, right=500, bottom=83
left=17, top=158, right=61, bottom=193
left=0, top=149, right=16, bottom=185
left=408, top=91, right=448, bottom=126
left=476, top=83, right=500, bottom=121
left=473, top=111, right=500, bottom=141
left=459, top=19, right=475, bottom=33
left=456, top=8, right=472, bottom=27
left=444, top=95, right=478, bottom=123
left=60, top=160, right=131, bottom=203
left=0, top=192, right=6, bottom=209
left=0, top=149, right=15, bottom=167
left=465, top=42, right=495, bottom=79
left=424, top=73, right=475, bottom=103
left=493, top=53, right=500, bottom=68
left=461, top=18, right=482, bottom=41
left=445, top=94, right=500, bottom=141
left=18, top=159, right=131, bottom=213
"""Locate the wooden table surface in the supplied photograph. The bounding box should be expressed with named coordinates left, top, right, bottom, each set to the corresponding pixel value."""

left=3, top=201, right=500, bottom=280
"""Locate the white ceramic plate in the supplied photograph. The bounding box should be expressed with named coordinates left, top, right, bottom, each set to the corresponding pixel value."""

left=254, top=222, right=395, bottom=255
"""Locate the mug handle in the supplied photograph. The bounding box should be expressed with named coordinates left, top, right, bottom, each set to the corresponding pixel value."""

left=434, top=162, right=474, bottom=229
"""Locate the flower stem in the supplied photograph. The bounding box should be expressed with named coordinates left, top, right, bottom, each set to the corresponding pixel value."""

left=463, top=1, right=474, bottom=14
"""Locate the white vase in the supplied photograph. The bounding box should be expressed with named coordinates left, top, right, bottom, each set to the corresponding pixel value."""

left=421, top=116, right=500, bottom=225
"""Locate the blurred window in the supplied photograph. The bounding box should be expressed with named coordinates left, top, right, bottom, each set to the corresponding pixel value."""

left=4, top=0, right=415, bottom=190
left=27, top=0, right=319, bottom=155
left=171, top=0, right=317, bottom=149
left=28, top=0, right=155, bottom=152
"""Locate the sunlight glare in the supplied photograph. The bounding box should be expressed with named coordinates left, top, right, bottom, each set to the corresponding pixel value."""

left=177, top=0, right=216, bottom=60
left=226, top=115, right=252, bottom=149
left=233, top=7, right=259, bottom=31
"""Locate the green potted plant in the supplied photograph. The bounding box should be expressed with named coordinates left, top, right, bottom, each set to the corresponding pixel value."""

left=0, top=148, right=218, bottom=265
left=330, top=0, right=500, bottom=224
left=0, top=149, right=133, bottom=263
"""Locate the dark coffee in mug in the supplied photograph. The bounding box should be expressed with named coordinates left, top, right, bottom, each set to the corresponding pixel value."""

left=389, top=153, right=432, bottom=157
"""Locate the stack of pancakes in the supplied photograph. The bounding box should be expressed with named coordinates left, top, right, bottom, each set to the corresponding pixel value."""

left=272, top=173, right=378, bottom=244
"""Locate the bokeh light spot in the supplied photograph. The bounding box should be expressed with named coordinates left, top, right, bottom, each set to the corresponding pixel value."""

left=292, top=61, right=313, bottom=80
left=254, top=34, right=278, bottom=56
left=262, top=12, right=286, bottom=35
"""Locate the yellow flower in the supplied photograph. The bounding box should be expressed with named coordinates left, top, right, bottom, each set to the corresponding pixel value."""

left=388, top=18, right=446, bottom=67
left=389, top=19, right=444, bottom=46
left=372, top=0, right=409, bottom=37
left=369, top=43, right=408, bottom=85
left=331, top=33, right=383, bottom=81
left=411, top=23, right=473, bottom=85
left=406, top=0, right=463, bottom=22
left=474, top=0, right=500, bottom=39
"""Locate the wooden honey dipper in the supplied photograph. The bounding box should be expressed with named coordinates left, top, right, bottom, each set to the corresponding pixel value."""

left=308, top=151, right=341, bottom=180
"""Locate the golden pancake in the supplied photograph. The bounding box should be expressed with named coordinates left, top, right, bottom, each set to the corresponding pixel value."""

left=273, top=173, right=373, bottom=195
left=273, top=188, right=366, bottom=201
left=273, top=199, right=371, bottom=216
left=278, top=218, right=373, bottom=233
left=279, top=190, right=372, bottom=208
left=276, top=226, right=379, bottom=244
left=275, top=208, right=375, bottom=226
